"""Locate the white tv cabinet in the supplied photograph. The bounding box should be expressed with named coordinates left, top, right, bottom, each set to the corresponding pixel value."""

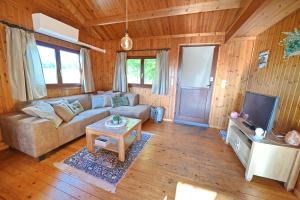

left=226, top=117, right=300, bottom=191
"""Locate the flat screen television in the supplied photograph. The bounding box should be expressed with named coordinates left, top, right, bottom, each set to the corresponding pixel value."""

left=241, top=92, right=279, bottom=133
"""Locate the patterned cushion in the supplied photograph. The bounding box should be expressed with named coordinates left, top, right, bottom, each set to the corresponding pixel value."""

left=124, top=93, right=139, bottom=106
left=53, top=102, right=75, bottom=122
left=111, top=96, right=121, bottom=108
left=22, top=101, right=63, bottom=127
left=67, top=100, right=84, bottom=115
left=111, top=96, right=129, bottom=107
left=120, top=96, right=129, bottom=106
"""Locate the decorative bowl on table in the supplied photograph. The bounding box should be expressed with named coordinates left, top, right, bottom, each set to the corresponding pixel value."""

left=105, top=115, right=127, bottom=128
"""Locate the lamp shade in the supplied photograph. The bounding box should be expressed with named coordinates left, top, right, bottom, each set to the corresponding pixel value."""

left=120, top=33, right=133, bottom=50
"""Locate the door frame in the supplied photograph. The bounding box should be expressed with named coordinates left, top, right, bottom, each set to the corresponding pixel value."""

left=174, top=44, right=219, bottom=126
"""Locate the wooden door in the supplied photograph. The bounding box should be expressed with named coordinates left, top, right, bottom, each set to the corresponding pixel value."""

left=174, top=45, right=219, bottom=126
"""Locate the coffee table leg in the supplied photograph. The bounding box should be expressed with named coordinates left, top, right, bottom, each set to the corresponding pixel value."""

left=118, top=138, right=125, bottom=162
left=136, top=122, right=142, bottom=140
left=86, top=132, right=95, bottom=153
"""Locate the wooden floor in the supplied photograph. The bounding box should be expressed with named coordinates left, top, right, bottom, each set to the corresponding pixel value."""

left=0, top=121, right=298, bottom=200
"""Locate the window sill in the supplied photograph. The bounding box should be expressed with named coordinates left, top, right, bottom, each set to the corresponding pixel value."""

left=128, top=84, right=152, bottom=88
left=46, top=84, right=81, bottom=89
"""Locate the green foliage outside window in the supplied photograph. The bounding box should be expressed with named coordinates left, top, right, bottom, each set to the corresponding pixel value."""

left=126, top=58, right=156, bottom=85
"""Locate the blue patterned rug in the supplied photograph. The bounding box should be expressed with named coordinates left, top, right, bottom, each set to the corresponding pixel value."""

left=54, top=132, right=151, bottom=193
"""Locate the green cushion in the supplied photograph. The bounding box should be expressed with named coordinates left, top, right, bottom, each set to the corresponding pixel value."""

left=120, top=96, right=129, bottom=106
left=67, top=100, right=84, bottom=115
left=111, top=96, right=129, bottom=107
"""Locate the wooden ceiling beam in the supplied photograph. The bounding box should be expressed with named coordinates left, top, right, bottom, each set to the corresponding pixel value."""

left=84, top=0, right=242, bottom=27
left=225, top=0, right=269, bottom=42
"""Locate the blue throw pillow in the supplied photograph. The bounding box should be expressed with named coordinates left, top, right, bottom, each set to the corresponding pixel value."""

left=91, top=94, right=105, bottom=109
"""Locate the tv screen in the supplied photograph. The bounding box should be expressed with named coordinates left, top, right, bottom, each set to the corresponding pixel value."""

left=241, top=92, right=279, bottom=132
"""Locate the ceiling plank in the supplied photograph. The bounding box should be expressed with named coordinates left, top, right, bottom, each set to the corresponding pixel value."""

left=59, top=0, right=104, bottom=40
left=225, top=0, right=268, bottom=42
left=231, top=0, right=300, bottom=38
left=84, top=0, right=242, bottom=27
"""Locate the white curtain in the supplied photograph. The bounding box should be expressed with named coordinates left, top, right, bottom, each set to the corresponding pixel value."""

left=80, top=48, right=95, bottom=93
left=6, top=26, right=47, bottom=101
left=113, top=52, right=128, bottom=92
left=152, top=50, right=169, bottom=95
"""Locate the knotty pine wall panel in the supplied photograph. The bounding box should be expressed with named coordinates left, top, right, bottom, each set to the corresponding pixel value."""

left=0, top=0, right=102, bottom=143
left=209, top=39, right=255, bottom=128
left=91, top=35, right=254, bottom=126
left=246, top=10, right=300, bottom=133
left=0, top=0, right=105, bottom=114
left=241, top=10, right=300, bottom=195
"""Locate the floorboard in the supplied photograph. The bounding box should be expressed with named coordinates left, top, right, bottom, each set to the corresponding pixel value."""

left=0, top=121, right=298, bottom=200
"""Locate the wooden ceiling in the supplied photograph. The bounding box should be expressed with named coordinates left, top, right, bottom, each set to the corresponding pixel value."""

left=8, top=0, right=300, bottom=41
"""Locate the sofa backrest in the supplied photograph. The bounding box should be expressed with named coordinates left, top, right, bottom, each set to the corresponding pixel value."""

left=16, top=94, right=92, bottom=112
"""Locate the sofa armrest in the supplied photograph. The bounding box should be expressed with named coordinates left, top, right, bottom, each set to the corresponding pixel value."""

left=0, top=113, right=59, bottom=158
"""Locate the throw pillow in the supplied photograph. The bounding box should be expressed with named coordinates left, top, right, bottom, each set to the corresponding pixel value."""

left=91, top=94, right=105, bottom=109
left=124, top=93, right=139, bottom=106
left=53, top=102, right=75, bottom=122
left=111, top=96, right=129, bottom=107
left=120, top=96, right=129, bottom=106
left=22, top=102, right=63, bottom=127
left=67, top=100, right=84, bottom=115
left=111, top=96, right=121, bottom=108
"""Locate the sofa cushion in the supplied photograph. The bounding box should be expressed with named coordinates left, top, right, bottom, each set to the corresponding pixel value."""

left=124, top=93, right=139, bottom=106
left=111, top=96, right=129, bottom=107
left=57, top=108, right=110, bottom=144
left=91, top=94, right=111, bottom=108
left=110, top=104, right=151, bottom=122
left=22, top=102, right=63, bottom=127
left=16, top=94, right=92, bottom=112
left=53, top=102, right=75, bottom=122
left=67, top=100, right=84, bottom=115
left=62, top=94, right=92, bottom=110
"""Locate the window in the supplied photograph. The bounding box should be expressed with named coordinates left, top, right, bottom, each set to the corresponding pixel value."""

left=37, top=42, right=80, bottom=87
left=126, top=57, right=156, bottom=87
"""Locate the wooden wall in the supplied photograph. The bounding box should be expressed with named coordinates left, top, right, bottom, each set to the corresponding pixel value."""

left=246, top=10, right=300, bottom=133
left=0, top=0, right=104, bottom=114
left=242, top=9, right=300, bottom=196
left=0, top=0, right=102, bottom=144
left=90, top=36, right=255, bottom=127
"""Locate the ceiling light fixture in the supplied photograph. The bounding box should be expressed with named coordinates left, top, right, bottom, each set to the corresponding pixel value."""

left=120, top=0, right=133, bottom=50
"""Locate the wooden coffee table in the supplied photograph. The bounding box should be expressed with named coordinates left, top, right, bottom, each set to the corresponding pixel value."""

left=86, top=116, right=142, bottom=162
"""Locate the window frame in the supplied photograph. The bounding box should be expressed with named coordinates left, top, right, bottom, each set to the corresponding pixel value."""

left=36, top=41, right=81, bottom=88
left=127, top=56, right=156, bottom=88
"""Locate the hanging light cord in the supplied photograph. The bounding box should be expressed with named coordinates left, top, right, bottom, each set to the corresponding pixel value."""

left=125, top=0, right=128, bottom=33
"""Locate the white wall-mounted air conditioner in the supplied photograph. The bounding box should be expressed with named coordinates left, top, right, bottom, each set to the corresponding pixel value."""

left=32, top=13, right=79, bottom=43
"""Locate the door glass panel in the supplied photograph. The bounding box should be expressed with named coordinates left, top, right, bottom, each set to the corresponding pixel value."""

left=181, top=46, right=215, bottom=88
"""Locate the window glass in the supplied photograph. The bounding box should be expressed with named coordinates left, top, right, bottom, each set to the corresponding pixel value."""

left=37, top=45, right=58, bottom=84
left=127, top=59, right=141, bottom=84
left=60, top=50, right=80, bottom=84
left=144, top=59, right=156, bottom=85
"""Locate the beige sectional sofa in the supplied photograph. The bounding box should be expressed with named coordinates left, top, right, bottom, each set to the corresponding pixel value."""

left=0, top=93, right=150, bottom=159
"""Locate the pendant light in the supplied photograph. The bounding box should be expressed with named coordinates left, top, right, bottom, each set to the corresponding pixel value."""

left=120, top=0, right=133, bottom=50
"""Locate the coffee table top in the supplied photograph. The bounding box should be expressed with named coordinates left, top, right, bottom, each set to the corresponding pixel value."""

left=86, top=116, right=141, bottom=138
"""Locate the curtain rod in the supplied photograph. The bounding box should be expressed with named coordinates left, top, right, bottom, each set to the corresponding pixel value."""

left=117, top=48, right=170, bottom=53
left=0, top=20, right=106, bottom=53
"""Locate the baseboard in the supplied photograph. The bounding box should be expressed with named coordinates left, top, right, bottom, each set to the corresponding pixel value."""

left=295, top=189, right=300, bottom=199
left=0, top=142, right=8, bottom=151
left=174, top=119, right=209, bottom=127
